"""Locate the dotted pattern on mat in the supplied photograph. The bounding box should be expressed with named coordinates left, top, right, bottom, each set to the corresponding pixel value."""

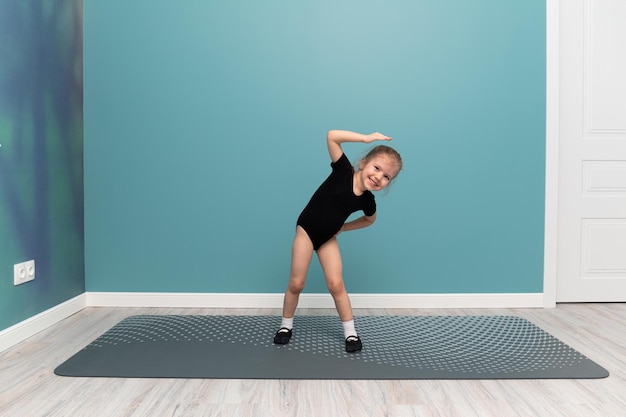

left=87, top=315, right=589, bottom=375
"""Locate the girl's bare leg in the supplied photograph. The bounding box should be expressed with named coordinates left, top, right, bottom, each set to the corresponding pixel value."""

left=317, top=237, right=363, bottom=352
left=281, top=226, right=314, bottom=318
left=316, top=237, right=353, bottom=322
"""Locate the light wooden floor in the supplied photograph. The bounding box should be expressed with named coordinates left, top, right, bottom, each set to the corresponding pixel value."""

left=0, top=303, right=624, bottom=417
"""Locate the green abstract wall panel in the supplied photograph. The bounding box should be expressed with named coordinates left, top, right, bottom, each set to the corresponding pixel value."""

left=0, top=0, right=84, bottom=331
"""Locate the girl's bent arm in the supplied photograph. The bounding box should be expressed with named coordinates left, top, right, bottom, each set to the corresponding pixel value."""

left=340, top=214, right=376, bottom=233
left=327, top=130, right=391, bottom=163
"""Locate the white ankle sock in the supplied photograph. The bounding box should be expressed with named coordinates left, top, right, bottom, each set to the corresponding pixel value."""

left=342, top=319, right=357, bottom=339
left=280, top=317, right=293, bottom=331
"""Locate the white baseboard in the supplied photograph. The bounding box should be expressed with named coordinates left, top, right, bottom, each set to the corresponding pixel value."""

left=0, top=294, right=86, bottom=353
left=0, top=292, right=545, bottom=353
left=85, top=292, right=545, bottom=309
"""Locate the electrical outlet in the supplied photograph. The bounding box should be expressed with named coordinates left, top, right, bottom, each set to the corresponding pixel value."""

left=14, top=260, right=35, bottom=285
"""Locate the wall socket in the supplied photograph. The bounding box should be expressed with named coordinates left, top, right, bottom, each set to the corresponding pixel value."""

left=14, top=260, right=35, bottom=285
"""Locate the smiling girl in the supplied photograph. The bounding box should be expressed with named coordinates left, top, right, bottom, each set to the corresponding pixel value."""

left=274, top=130, right=403, bottom=353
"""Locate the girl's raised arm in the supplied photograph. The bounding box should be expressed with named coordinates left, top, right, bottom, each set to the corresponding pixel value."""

left=326, top=130, right=392, bottom=163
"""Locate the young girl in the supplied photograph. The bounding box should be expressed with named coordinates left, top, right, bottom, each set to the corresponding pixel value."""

left=274, top=129, right=402, bottom=353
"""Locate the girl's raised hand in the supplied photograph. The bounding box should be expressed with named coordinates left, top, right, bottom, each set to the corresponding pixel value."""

left=364, top=132, right=392, bottom=143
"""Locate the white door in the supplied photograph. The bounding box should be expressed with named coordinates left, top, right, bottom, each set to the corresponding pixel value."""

left=557, top=0, right=626, bottom=301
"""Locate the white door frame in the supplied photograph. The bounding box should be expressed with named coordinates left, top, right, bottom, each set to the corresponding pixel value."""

left=543, top=0, right=560, bottom=307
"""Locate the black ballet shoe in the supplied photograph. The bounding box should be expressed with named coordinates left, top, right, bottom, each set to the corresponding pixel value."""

left=273, top=328, right=292, bottom=345
left=345, top=335, right=362, bottom=353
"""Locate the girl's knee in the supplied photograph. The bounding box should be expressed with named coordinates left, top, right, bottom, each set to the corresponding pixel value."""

left=326, top=279, right=346, bottom=297
left=288, top=278, right=306, bottom=295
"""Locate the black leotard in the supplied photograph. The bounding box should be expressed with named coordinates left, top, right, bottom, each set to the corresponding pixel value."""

left=297, top=153, right=376, bottom=250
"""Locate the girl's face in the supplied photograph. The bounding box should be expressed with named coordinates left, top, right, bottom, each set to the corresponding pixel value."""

left=358, top=154, right=400, bottom=192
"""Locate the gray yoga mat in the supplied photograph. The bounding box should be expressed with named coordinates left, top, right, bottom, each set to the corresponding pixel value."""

left=54, top=315, right=609, bottom=379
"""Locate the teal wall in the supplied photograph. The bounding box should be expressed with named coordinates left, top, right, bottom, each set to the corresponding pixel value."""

left=85, top=1, right=546, bottom=295
left=0, top=0, right=84, bottom=331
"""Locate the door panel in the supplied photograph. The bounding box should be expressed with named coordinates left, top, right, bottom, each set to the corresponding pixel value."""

left=557, top=0, right=626, bottom=301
